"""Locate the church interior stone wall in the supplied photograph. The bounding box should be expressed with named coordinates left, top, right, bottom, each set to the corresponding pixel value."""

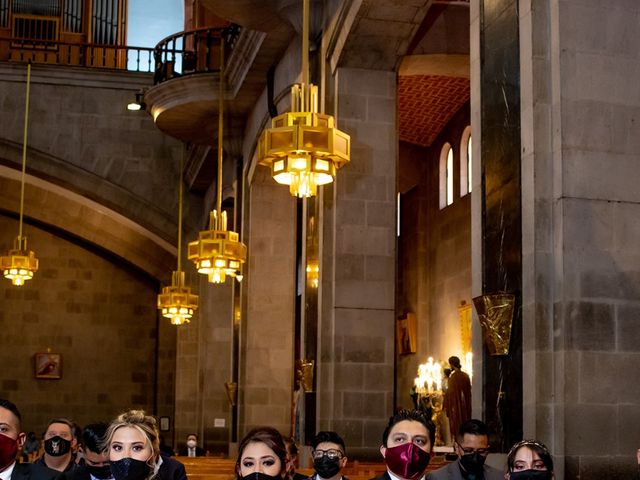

left=0, top=215, right=176, bottom=436
left=396, top=103, right=471, bottom=413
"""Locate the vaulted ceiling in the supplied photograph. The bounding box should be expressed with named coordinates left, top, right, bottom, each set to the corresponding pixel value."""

left=195, top=0, right=471, bottom=151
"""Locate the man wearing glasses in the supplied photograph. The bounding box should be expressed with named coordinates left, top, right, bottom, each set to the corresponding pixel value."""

left=310, top=432, right=348, bottom=480
left=427, top=419, right=502, bottom=480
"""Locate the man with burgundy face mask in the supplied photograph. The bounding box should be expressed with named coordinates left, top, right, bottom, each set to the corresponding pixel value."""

left=309, top=432, right=348, bottom=480
left=0, top=398, right=59, bottom=480
left=426, top=419, right=502, bottom=480
left=376, top=409, right=435, bottom=480
left=35, top=419, right=78, bottom=474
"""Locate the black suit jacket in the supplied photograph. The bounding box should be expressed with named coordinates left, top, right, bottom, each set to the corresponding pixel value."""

left=370, top=473, right=392, bottom=480
left=57, top=465, right=92, bottom=480
left=10, top=462, right=60, bottom=480
left=156, top=455, right=187, bottom=480
left=177, top=447, right=205, bottom=457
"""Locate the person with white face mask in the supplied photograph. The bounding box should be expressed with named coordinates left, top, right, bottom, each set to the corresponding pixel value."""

left=178, top=435, right=204, bottom=457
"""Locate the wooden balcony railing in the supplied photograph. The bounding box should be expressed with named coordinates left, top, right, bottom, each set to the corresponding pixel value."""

left=0, top=36, right=155, bottom=71
left=152, top=25, right=239, bottom=85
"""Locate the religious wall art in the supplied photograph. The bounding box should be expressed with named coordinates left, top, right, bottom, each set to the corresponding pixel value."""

left=34, top=352, right=62, bottom=379
left=397, top=312, right=417, bottom=355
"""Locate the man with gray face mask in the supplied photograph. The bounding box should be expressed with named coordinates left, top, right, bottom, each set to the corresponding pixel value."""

left=35, top=418, right=78, bottom=473
left=427, top=420, right=502, bottom=480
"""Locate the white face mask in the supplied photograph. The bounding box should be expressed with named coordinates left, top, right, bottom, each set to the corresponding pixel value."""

left=187, top=440, right=197, bottom=448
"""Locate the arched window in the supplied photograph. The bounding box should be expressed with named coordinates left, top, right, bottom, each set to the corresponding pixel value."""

left=439, top=142, right=454, bottom=209
left=460, top=126, right=472, bottom=196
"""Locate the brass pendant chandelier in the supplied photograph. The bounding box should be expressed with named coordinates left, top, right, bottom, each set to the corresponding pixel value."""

left=188, top=37, right=247, bottom=283
left=257, top=0, right=350, bottom=197
left=1, top=63, right=39, bottom=286
left=157, top=154, right=199, bottom=325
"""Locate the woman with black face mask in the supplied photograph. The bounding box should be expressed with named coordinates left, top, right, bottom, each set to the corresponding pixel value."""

left=236, top=427, right=287, bottom=480
left=104, top=411, right=159, bottom=480
left=103, top=410, right=187, bottom=480
left=505, top=440, right=554, bottom=480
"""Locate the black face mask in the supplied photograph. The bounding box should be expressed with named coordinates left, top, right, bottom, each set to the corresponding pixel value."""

left=510, top=470, right=552, bottom=480
left=241, top=473, right=282, bottom=480
left=88, top=465, right=114, bottom=479
left=110, top=458, right=152, bottom=480
left=459, top=452, right=486, bottom=476
left=314, top=456, right=341, bottom=479
left=44, top=436, right=71, bottom=457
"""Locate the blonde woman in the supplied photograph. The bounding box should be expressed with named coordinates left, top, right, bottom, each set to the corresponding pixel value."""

left=104, top=410, right=186, bottom=480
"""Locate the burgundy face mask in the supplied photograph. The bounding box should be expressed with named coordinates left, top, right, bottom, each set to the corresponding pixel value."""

left=384, top=442, right=430, bottom=480
left=0, top=434, right=18, bottom=470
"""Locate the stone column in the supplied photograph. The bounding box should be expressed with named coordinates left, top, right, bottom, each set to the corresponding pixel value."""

left=318, top=67, right=396, bottom=458
left=520, top=1, right=640, bottom=478
left=174, top=273, right=234, bottom=453
left=240, top=168, right=296, bottom=434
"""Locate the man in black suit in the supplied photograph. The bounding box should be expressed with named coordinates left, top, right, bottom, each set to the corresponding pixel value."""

left=0, top=398, right=59, bottom=480
left=373, top=409, right=435, bottom=480
left=60, top=423, right=112, bottom=480
left=177, top=434, right=204, bottom=457
left=427, top=420, right=503, bottom=480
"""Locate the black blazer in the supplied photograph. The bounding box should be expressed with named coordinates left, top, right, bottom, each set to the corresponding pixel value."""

left=370, top=473, right=392, bottom=480
left=57, top=465, right=91, bottom=480
left=177, top=447, right=205, bottom=457
left=156, top=455, right=187, bottom=480
left=11, top=462, right=60, bottom=480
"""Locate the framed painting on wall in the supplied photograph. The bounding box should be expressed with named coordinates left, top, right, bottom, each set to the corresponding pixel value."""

left=34, top=352, right=62, bottom=379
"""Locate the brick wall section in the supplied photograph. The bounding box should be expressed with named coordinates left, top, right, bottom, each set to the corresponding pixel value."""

left=0, top=216, right=175, bottom=434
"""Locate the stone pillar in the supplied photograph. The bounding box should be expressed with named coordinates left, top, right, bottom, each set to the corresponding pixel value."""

left=318, top=67, right=396, bottom=458
left=479, top=0, right=523, bottom=451
left=520, top=1, right=640, bottom=478
left=174, top=274, right=234, bottom=454
left=240, top=167, right=296, bottom=434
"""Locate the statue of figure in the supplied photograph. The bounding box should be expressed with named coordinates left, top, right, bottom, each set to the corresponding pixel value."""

left=443, top=356, right=471, bottom=440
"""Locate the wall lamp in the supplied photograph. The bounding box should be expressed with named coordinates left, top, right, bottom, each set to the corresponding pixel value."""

left=127, top=91, right=145, bottom=111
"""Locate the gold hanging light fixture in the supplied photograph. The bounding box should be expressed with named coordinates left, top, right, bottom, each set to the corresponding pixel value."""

left=257, top=0, right=350, bottom=197
left=188, top=36, right=247, bottom=283
left=157, top=153, right=199, bottom=325
left=1, top=63, right=39, bottom=286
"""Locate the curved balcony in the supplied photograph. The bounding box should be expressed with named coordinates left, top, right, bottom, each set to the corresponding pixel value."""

left=144, top=25, right=265, bottom=145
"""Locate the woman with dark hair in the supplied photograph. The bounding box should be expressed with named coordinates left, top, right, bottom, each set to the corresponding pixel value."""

left=505, top=440, right=554, bottom=480
left=236, top=427, right=287, bottom=480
